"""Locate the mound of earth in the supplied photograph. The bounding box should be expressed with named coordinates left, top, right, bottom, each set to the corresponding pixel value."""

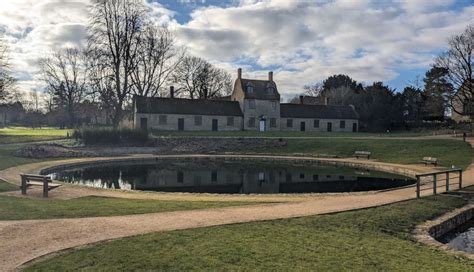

left=13, top=144, right=96, bottom=158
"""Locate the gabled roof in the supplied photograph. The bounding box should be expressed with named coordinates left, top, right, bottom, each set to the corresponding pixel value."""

left=135, top=96, right=243, bottom=117
left=238, top=78, right=280, bottom=100
left=280, top=104, right=359, bottom=120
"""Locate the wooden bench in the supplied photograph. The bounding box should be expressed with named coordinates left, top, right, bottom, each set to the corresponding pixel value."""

left=419, top=157, right=438, bottom=166
left=20, top=174, right=61, bottom=198
left=353, top=151, right=371, bottom=159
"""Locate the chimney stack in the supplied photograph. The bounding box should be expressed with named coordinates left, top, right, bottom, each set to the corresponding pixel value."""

left=299, top=96, right=304, bottom=104
left=170, top=86, right=174, bottom=98
left=268, top=71, right=273, bottom=81
left=237, top=68, right=242, bottom=79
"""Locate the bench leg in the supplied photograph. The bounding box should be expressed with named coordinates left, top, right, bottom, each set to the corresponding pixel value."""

left=21, top=176, right=27, bottom=195
left=43, top=177, right=48, bottom=198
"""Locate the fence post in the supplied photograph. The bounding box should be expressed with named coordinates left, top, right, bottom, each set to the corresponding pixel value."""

left=416, top=176, right=420, bottom=198
left=21, top=175, right=27, bottom=195
left=446, top=172, right=449, bottom=192
left=459, top=170, right=463, bottom=189
left=433, top=174, right=437, bottom=195
left=43, top=176, right=48, bottom=198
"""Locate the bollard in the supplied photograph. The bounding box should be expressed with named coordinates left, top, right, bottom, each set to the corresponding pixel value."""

left=459, top=170, right=463, bottom=189
left=433, top=174, right=437, bottom=195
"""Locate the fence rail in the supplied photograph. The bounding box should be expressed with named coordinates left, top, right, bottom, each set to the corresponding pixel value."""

left=415, top=168, right=462, bottom=198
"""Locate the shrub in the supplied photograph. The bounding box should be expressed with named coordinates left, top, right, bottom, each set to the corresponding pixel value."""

left=73, top=127, right=149, bottom=146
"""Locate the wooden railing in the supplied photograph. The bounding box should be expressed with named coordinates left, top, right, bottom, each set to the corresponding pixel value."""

left=415, top=168, right=462, bottom=198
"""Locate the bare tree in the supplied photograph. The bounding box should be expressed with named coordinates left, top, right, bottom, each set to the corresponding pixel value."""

left=435, top=24, right=473, bottom=117
left=171, top=55, right=232, bottom=99
left=40, top=48, right=87, bottom=127
left=131, top=26, right=183, bottom=97
left=0, top=34, right=16, bottom=102
left=88, top=0, right=146, bottom=127
left=302, top=83, right=323, bottom=97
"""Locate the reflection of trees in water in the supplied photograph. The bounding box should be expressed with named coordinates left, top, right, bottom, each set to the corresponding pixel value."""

left=53, top=160, right=414, bottom=194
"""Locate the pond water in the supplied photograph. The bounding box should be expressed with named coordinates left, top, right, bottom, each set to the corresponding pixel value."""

left=438, top=219, right=474, bottom=254
left=48, top=159, right=415, bottom=194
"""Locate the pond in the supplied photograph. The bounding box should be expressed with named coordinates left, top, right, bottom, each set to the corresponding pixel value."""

left=438, top=219, right=474, bottom=254
left=47, top=159, right=415, bottom=194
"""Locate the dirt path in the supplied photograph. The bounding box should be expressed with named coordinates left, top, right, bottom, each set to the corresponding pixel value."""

left=0, top=152, right=472, bottom=271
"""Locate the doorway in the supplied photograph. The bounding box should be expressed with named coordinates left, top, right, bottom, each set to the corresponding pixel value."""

left=300, top=121, right=306, bottom=132
left=352, top=123, right=357, bottom=132
left=178, top=118, right=184, bottom=131
left=212, top=119, right=218, bottom=131
left=259, top=119, right=266, bottom=132
left=140, top=117, right=147, bottom=130
left=327, top=122, right=332, bottom=132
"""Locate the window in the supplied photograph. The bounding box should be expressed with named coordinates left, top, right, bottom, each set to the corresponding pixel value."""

left=247, top=86, right=254, bottom=93
left=227, top=116, right=234, bottom=126
left=314, top=119, right=320, bottom=128
left=267, top=86, right=274, bottom=93
left=211, top=171, right=218, bottom=182
left=270, top=118, right=277, bottom=128
left=313, top=174, right=319, bottom=181
left=248, top=99, right=256, bottom=109
left=339, top=176, right=345, bottom=180
left=271, top=101, right=277, bottom=109
left=287, top=119, right=293, bottom=128
left=248, top=117, right=256, bottom=127
left=286, top=173, right=292, bottom=182
left=194, top=116, right=202, bottom=126
left=340, top=120, right=346, bottom=129
left=300, top=173, right=305, bottom=179
left=159, top=115, right=167, bottom=125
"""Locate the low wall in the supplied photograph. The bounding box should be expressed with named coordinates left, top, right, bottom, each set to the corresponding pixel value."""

left=428, top=206, right=474, bottom=239
left=414, top=203, right=474, bottom=259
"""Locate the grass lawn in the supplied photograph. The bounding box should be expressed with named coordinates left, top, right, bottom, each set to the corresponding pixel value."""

left=0, top=194, right=255, bottom=220
left=0, top=145, right=42, bottom=171
left=0, top=179, right=18, bottom=192
left=0, top=127, right=72, bottom=144
left=234, top=138, right=473, bottom=169
left=152, top=130, right=435, bottom=138
left=26, top=193, right=474, bottom=271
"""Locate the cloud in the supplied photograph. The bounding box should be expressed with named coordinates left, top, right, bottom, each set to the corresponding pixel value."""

left=0, top=0, right=472, bottom=101
left=172, top=0, right=473, bottom=99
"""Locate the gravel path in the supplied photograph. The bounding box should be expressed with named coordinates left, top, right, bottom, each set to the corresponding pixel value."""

left=0, top=151, right=472, bottom=271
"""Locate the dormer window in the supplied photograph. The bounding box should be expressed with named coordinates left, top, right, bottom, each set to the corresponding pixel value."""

left=266, top=83, right=275, bottom=93
left=246, top=82, right=254, bottom=93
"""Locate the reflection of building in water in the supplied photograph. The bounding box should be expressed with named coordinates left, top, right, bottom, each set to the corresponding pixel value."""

left=136, top=168, right=357, bottom=194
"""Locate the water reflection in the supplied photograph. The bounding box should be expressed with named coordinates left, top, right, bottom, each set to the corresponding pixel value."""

left=49, top=160, right=414, bottom=194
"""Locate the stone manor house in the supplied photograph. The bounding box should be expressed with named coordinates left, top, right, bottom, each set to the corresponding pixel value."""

left=133, top=69, right=359, bottom=132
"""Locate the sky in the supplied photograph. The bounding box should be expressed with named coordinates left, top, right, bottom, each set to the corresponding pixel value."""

left=0, top=0, right=473, bottom=101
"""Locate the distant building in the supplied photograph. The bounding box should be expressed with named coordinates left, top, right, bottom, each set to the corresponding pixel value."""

left=133, top=68, right=359, bottom=132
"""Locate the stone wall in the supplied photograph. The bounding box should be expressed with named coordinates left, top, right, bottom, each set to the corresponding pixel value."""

left=280, top=118, right=358, bottom=132
left=243, top=99, right=281, bottom=131
left=135, top=113, right=243, bottom=131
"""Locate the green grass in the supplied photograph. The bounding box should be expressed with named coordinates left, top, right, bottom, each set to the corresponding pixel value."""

left=0, top=127, right=72, bottom=144
left=234, top=138, right=473, bottom=169
left=152, top=130, right=434, bottom=138
left=0, top=195, right=255, bottom=220
left=0, top=145, right=42, bottom=170
left=26, top=194, right=474, bottom=271
left=0, top=180, right=18, bottom=192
